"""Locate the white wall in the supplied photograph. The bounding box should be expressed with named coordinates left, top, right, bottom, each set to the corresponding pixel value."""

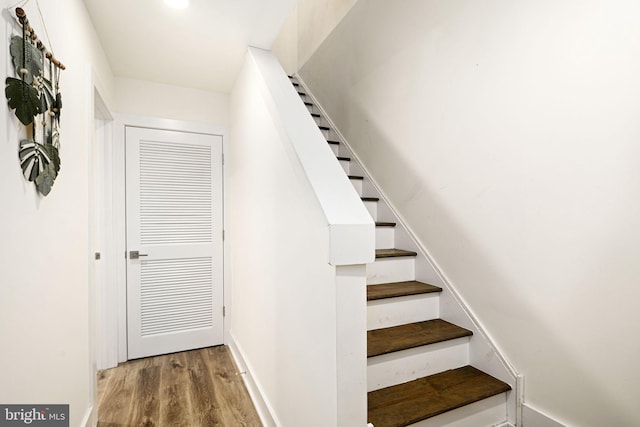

left=114, top=77, right=229, bottom=125
left=229, top=48, right=373, bottom=427
left=299, top=1, right=640, bottom=426
left=272, top=4, right=298, bottom=76
left=272, top=0, right=358, bottom=74
left=229, top=52, right=339, bottom=427
left=0, top=0, right=113, bottom=425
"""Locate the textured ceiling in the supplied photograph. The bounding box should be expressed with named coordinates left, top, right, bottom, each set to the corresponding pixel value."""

left=84, top=0, right=296, bottom=92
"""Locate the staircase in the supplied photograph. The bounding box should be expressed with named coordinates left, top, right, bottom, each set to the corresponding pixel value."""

left=289, top=76, right=513, bottom=427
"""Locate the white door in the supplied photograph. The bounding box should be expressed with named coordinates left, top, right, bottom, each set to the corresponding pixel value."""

left=125, top=126, right=223, bottom=359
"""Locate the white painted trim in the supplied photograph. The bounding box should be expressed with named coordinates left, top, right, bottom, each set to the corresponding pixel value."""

left=294, top=72, right=524, bottom=425
left=248, top=47, right=374, bottom=266
left=87, top=66, right=115, bottom=427
left=115, top=114, right=227, bottom=137
left=86, top=65, right=98, bottom=425
left=113, top=114, right=229, bottom=363
left=113, top=117, right=128, bottom=364
left=90, top=78, right=117, bottom=371
left=522, top=404, right=566, bottom=427
left=96, top=117, right=118, bottom=370
left=222, top=128, right=231, bottom=346
left=227, top=334, right=279, bottom=427
left=81, top=404, right=95, bottom=427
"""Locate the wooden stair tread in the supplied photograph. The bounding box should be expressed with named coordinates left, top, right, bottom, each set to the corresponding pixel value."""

left=367, top=366, right=511, bottom=427
left=298, top=91, right=306, bottom=96
left=319, top=125, right=331, bottom=130
left=375, top=248, right=417, bottom=258
left=375, top=221, right=396, bottom=227
left=304, top=101, right=313, bottom=106
left=337, top=156, right=351, bottom=161
left=368, top=319, right=471, bottom=357
left=362, top=197, right=379, bottom=202
left=311, top=113, right=321, bottom=118
left=328, top=140, right=339, bottom=145
left=349, top=175, right=364, bottom=180
left=367, top=281, right=442, bottom=301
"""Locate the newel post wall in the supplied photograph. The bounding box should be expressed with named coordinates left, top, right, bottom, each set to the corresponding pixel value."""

left=228, top=47, right=374, bottom=427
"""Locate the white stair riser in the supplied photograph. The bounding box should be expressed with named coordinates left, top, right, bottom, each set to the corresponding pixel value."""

left=363, top=200, right=378, bottom=221
left=321, top=128, right=331, bottom=139
left=350, top=179, right=363, bottom=196
left=329, top=143, right=340, bottom=156
left=313, top=116, right=322, bottom=125
left=367, top=294, right=439, bottom=330
left=367, top=257, right=414, bottom=284
left=406, top=394, right=508, bottom=427
left=339, top=159, right=350, bottom=174
left=367, top=338, right=469, bottom=392
left=375, top=227, right=394, bottom=249
left=306, top=104, right=314, bottom=114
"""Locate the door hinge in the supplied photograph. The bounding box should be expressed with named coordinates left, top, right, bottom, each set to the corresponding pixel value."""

left=222, top=153, right=225, bottom=165
left=222, top=230, right=225, bottom=241
left=223, top=306, right=226, bottom=317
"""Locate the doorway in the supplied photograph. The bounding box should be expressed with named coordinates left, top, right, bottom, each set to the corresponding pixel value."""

left=124, top=126, right=224, bottom=359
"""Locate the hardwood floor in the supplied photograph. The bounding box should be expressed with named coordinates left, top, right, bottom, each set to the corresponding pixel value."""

left=97, top=346, right=262, bottom=426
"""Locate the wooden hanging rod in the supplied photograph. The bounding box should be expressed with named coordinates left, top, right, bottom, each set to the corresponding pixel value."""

left=15, top=7, right=66, bottom=70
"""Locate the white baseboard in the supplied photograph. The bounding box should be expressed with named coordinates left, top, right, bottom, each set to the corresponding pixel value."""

left=81, top=404, right=95, bottom=427
left=522, top=403, right=566, bottom=427
left=228, top=333, right=279, bottom=427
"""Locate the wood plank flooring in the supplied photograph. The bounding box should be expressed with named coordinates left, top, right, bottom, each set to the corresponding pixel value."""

left=97, top=346, right=262, bottom=427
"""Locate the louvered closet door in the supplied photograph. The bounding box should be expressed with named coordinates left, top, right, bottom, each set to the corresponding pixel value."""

left=125, top=126, right=223, bottom=360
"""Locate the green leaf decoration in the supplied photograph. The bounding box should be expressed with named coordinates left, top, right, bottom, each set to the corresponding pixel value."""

left=9, top=35, right=43, bottom=85
left=34, top=143, right=60, bottom=196
left=7, top=23, right=64, bottom=197
left=35, top=162, right=56, bottom=196
left=43, top=139, right=61, bottom=177
left=19, top=139, right=51, bottom=182
left=35, top=144, right=60, bottom=196
left=5, top=77, right=41, bottom=125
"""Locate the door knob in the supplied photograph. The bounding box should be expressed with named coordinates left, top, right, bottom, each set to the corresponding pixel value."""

left=129, top=250, right=148, bottom=259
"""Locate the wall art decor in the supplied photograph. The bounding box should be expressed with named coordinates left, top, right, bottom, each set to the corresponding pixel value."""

left=5, top=6, right=65, bottom=196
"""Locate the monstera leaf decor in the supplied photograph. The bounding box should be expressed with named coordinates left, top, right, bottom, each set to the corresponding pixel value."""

left=5, top=7, right=65, bottom=196
left=5, top=77, right=41, bottom=125
left=9, top=35, right=43, bottom=85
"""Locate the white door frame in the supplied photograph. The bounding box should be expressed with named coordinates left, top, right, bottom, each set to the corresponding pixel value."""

left=87, top=66, right=115, bottom=427
left=113, top=115, right=230, bottom=363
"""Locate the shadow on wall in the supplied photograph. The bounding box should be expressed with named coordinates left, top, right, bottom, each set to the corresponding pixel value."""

left=299, top=0, right=640, bottom=425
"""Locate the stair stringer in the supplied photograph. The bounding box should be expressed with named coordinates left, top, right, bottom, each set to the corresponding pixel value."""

left=293, top=73, right=523, bottom=427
